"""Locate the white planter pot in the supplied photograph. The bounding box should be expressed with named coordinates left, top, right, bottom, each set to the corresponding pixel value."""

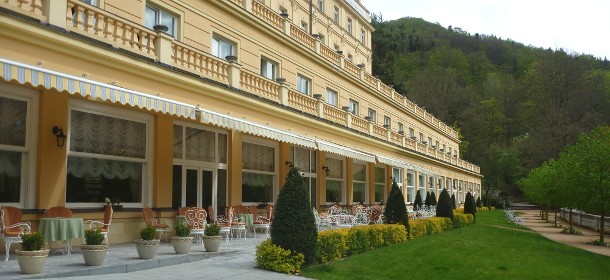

left=171, top=236, right=194, bottom=254
left=202, top=236, right=223, bottom=252
left=81, top=244, right=108, bottom=266
left=16, top=249, right=49, bottom=274
left=135, top=239, right=160, bottom=259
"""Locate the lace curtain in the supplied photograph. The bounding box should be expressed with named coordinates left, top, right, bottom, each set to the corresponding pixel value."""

left=0, top=96, right=27, bottom=146
left=353, top=163, right=366, bottom=181
left=185, top=127, right=215, bottom=162
left=67, top=157, right=142, bottom=180
left=70, top=110, right=146, bottom=158
left=243, top=142, right=274, bottom=172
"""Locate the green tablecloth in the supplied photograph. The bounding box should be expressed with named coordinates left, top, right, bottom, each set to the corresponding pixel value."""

left=39, top=218, right=84, bottom=243
left=236, top=214, right=254, bottom=227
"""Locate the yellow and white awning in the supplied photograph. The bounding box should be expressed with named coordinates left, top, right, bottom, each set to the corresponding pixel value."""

left=376, top=155, right=415, bottom=170
left=201, top=109, right=317, bottom=149
left=316, top=140, right=376, bottom=163
left=0, top=58, right=197, bottom=119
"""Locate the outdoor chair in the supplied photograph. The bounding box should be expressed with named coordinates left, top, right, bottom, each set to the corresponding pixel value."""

left=85, top=205, right=113, bottom=245
left=1, top=206, right=31, bottom=261
left=143, top=207, right=169, bottom=241
left=253, top=204, right=274, bottom=237
left=217, top=207, right=233, bottom=243
left=44, top=206, right=73, bottom=218
left=185, top=208, right=207, bottom=245
left=313, top=207, right=331, bottom=230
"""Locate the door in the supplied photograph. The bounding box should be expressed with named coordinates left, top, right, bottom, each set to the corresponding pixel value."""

left=183, top=166, right=216, bottom=209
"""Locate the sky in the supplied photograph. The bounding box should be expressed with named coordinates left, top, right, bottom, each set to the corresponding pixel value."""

left=360, top=0, right=610, bottom=59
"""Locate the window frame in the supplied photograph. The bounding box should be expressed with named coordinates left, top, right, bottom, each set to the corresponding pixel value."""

left=398, top=122, right=404, bottom=133
left=145, top=4, right=178, bottom=37
left=347, top=17, right=352, bottom=34
left=349, top=99, right=359, bottom=115
left=374, top=165, right=386, bottom=203
left=325, top=155, right=345, bottom=204
left=212, top=35, right=236, bottom=60
left=241, top=136, right=278, bottom=204
left=352, top=161, right=368, bottom=204
left=296, top=74, right=312, bottom=95
left=260, top=56, right=279, bottom=80
left=367, top=108, right=376, bottom=122
left=333, top=5, right=339, bottom=23
left=326, top=88, right=338, bottom=107
left=384, top=116, right=391, bottom=128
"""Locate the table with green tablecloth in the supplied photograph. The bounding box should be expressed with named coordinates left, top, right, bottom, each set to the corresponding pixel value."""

left=39, top=218, right=84, bottom=255
left=236, top=213, right=254, bottom=235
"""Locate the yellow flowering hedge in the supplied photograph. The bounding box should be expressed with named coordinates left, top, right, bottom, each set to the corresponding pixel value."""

left=454, top=213, right=475, bottom=228
left=256, top=239, right=305, bottom=274
left=409, top=217, right=453, bottom=239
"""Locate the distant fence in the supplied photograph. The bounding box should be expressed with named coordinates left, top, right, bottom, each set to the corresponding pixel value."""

left=559, top=208, right=610, bottom=232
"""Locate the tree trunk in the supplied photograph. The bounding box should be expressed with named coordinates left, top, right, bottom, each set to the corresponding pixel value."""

left=600, top=211, right=605, bottom=243
left=569, top=208, right=573, bottom=231
left=554, top=209, right=558, bottom=227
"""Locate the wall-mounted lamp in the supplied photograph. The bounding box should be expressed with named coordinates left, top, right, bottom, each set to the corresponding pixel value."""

left=322, top=165, right=330, bottom=176
left=52, top=126, right=67, bottom=148
left=285, top=160, right=294, bottom=168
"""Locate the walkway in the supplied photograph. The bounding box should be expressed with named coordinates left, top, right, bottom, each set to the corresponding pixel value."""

left=0, top=235, right=307, bottom=280
left=518, top=209, right=610, bottom=257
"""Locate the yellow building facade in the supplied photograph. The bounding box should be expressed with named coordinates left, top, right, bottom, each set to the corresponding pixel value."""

left=0, top=0, right=481, bottom=245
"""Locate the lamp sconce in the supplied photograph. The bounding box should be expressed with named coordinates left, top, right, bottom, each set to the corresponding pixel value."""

left=285, top=160, right=294, bottom=168
left=322, top=165, right=330, bottom=176
left=52, top=126, right=67, bottom=148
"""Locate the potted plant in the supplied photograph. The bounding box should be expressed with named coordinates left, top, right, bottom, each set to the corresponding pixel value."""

left=171, top=221, right=193, bottom=254
left=16, top=232, right=48, bottom=274
left=135, top=224, right=160, bottom=259
left=81, top=228, right=108, bottom=266
left=104, top=197, right=122, bottom=210
left=202, top=223, right=223, bottom=252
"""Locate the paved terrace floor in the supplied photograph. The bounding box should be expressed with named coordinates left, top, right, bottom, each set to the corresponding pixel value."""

left=0, top=234, right=308, bottom=280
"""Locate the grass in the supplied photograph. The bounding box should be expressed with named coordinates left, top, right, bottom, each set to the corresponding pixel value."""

left=301, top=210, right=610, bottom=280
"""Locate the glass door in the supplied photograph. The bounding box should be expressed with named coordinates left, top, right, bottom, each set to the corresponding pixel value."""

left=183, top=166, right=216, bottom=209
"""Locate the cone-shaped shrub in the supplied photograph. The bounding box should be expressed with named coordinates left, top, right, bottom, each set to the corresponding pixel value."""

left=464, top=192, right=477, bottom=221
left=436, top=189, right=454, bottom=221
left=271, top=167, right=317, bottom=265
left=476, top=196, right=483, bottom=207
left=425, top=191, right=431, bottom=206
left=414, top=190, right=423, bottom=210
left=451, top=194, right=457, bottom=209
left=430, top=192, right=437, bottom=206
left=384, top=181, right=409, bottom=229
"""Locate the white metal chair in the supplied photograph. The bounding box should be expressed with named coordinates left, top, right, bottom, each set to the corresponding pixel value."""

left=313, top=207, right=331, bottom=230
left=253, top=205, right=274, bottom=237
left=1, top=206, right=31, bottom=261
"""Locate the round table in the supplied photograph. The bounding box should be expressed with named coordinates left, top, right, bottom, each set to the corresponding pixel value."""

left=38, top=218, right=84, bottom=255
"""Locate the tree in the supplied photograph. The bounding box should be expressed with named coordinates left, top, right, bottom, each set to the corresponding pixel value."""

left=271, top=167, right=317, bottom=265
left=464, top=192, right=477, bottom=221
left=430, top=192, right=437, bottom=206
left=476, top=196, right=482, bottom=207
left=425, top=191, right=432, bottom=206
left=451, top=194, right=457, bottom=209
left=414, top=190, right=423, bottom=210
left=384, top=181, right=409, bottom=229
left=436, top=189, right=454, bottom=221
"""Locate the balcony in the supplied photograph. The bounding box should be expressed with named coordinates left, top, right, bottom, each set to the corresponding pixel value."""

left=0, top=0, right=480, bottom=174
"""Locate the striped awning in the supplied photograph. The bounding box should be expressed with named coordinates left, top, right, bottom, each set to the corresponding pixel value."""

left=201, top=109, right=317, bottom=149
left=0, top=58, right=197, bottom=119
left=376, top=155, right=414, bottom=170
left=316, top=140, right=376, bottom=163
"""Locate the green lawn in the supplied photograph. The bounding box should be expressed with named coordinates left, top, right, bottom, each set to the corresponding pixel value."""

left=301, top=210, right=610, bottom=280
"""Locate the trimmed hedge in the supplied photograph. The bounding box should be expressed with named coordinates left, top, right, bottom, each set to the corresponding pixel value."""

left=256, top=239, right=305, bottom=274
left=476, top=206, right=493, bottom=212
left=409, top=217, right=453, bottom=239
left=454, top=213, right=475, bottom=228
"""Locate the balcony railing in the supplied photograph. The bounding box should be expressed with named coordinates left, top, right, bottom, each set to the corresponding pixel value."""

left=12, top=0, right=479, bottom=173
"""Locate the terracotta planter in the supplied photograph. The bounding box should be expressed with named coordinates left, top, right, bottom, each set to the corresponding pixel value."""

left=135, top=239, right=160, bottom=259
left=202, top=235, right=223, bottom=252
left=171, top=236, right=194, bottom=254
left=16, top=249, right=49, bottom=274
left=81, top=244, right=108, bottom=266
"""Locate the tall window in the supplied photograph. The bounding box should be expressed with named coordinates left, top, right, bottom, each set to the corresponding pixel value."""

left=242, top=141, right=276, bottom=203
left=435, top=141, right=440, bottom=149
left=145, top=5, right=177, bottom=37
left=300, top=21, right=308, bottom=31
left=398, top=122, right=404, bottom=133
left=419, top=132, right=425, bottom=143
left=261, top=57, right=278, bottom=80
left=318, top=0, right=324, bottom=11
left=347, top=53, right=353, bottom=62
left=0, top=90, right=35, bottom=204
left=333, top=6, right=339, bottom=23
left=352, top=163, right=367, bottom=204
left=325, top=157, right=343, bottom=203
left=406, top=171, right=415, bottom=203
left=326, top=88, right=338, bottom=107
left=347, top=18, right=352, bottom=34
left=172, top=125, right=227, bottom=163
left=367, top=108, right=376, bottom=122
left=418, top=173, right=427, bottom=202
left=81, top=0, right=97, bottom=5
left=374, top=166, right=385, bottom=203
left=384, top=116, right=391, bottom=128
left=297, top=74, right=311, bottom=95
left=319, top=33, right=325, bottom=44
left=291, top=146, right=317, bottom=206
left=66, top=106, right=150, bottom=206
left=212, top=36, right=235, bottom=60
left=392, top=167, right=402, bottom=190
left=360, top=29, right=365, bottom=43
left=349, top=99, right=359, bottom=115
left=428, top=137, right=433, bottom=146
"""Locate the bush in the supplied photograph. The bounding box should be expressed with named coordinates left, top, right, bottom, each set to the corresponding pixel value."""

left=464, top=192, right=477, bottom=221
left=414, top=190, right=423, bottom=210
left=453, top=214, right=475, bottom=228
left=476, top=196, right=483, bottom=207
left=436, top=189, right=454, bottom=221
left=451, top=194, right=457, bottom=210
left=175, top=221, right=191, bottom=237
left=347, top=228, right=369, bottom=255
left=409, top=217, right=453, bottom=239
left=205, top=223, right=220, bottom=236
left=256, top=239, right=304, bottom=274
left=316, top=230, right=348, bottom=263
left=85, top=228, right=105, bottom=245
left=21, top=232, right=45, bottom=251
left=425, top=191, right=431, bottom=206
left=384, top=181, right=409, bottom=230
left=140, top=224, right=157, bottom=240
left=271, top=167, right=317, bottom=265
left=430, top=192, right=437, bottom=206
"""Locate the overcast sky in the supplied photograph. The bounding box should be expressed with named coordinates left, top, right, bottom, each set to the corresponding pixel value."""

left=360, top=0, right=610, bottom=59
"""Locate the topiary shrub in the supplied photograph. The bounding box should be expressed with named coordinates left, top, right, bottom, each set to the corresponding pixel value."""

left=205, top=223, right=221, bottom=236
left=436, top=189, right=454, bottom=222
left=140, top=224, right=157, bottom=240
left=430, top=192, right=437, bottom=206
left=384, top=181, right=409, bottom=231
left=271, top=167, right=317, bottom=265
left=451, top=194, right=457, bottom=210
left=464, top=192, right=477, bottom=222
left=414, top=190, right=423, bottom=210
left=21, top=232, right=45, bottom=251
left=316, top=229, right=348, bottom=263
left=85, top=228, right=105, bottom=245
left=175, top=221, right=191, bottom=237
left=256, top=239, right=304, bottom=274
left=424, top=191, right=431, bottom=206
left=476, top=196, right=483, bottom=208
left=453, top=213, right=475, bottom=228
